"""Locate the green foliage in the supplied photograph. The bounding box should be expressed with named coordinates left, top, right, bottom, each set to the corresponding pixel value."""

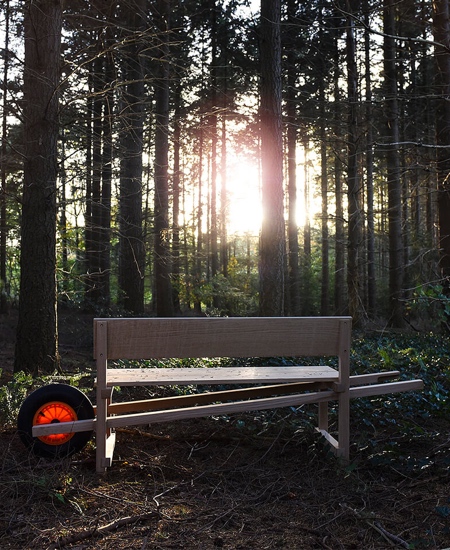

left=0, top=370, right=34, bottom=427
left=0, top=371, right=88, bottom=429
left=409, top=283, right=450, bottom=327
left=348, top=333, right=450, bottom=472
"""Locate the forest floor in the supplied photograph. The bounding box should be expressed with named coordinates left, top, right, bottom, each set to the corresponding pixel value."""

left=1, top=309, right=450, bottom=549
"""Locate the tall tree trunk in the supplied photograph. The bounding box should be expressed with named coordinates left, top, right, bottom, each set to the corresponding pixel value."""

left=0, top=0, right=10, bottom=314
left=194, top=122, right=204, bottom=314
left=84, top=63, right=94, bottom=302
left=364, top=4, right=376, bottom=316
left=172, top=85, right=182, bottom=314
left=333, top=17, right=346, bottom=315
left=433, top=0, right=450, bottom=316
left=259, top=0, right=285, bottom=316
left=99, top=37, right=114, bottom=308
left=220, top=110, right=228, bottom=278
left=318, top=4, right=329, bottom=316
left=286, top=0, right=301, bottom=316
left=384, top=0, right=404, bottom=327
left=59, top=132, right=68, bottom=299
left=14, top=0, right=62, bottom=375
left=346, top=4, right=364, bottom=324
left=154, top=0, right=174, bottom=316
left=302, top=139, right=314, bottom=315
left=319, top=87, right=329, bottom=316
left=209, top=2, right=219, bottom=306
left=85, top=52, right=104, bottom=306
left=118, top=0, right=146, bottom=314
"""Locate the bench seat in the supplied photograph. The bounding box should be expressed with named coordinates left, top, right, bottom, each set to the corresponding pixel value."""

left=105, top=366, right=339, bottom=386
left=31, top=316, right=424, bottom=472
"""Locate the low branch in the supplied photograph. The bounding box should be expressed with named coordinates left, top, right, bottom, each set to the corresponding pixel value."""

left=374, top=140, right=450, bottom=149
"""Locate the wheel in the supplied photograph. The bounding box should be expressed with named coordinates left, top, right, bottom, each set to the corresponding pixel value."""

left=17, top=383, right=94, bottom=459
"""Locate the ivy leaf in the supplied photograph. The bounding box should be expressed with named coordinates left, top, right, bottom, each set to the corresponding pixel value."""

left=435, top=506, right=450, bottom=518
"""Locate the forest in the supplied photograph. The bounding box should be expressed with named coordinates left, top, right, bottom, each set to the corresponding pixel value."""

left=1, top=0, right=450, bottom=374
left=2, top=2, right=450, bottom=548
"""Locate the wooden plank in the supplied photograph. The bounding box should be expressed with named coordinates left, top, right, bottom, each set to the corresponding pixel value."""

left=99, top=371, right=403, bottom=413
left=349, top=379, right=424, bottom=398
left=95, top=317, right=352, bottom=360
left=31, top=379, right=423, bottom=437
left=106, top=389, right=337, bottom=429
left=105, top=366, right=339, bottom=386
left=102, top=432, right=116, bottom=469
left=350, top=371, right=400, bottom=385
left=317, top=428, right=339, bottom=450
left=98, top=381, right=331, bottom=414
left=95, top=320, right=110, bottom=473
left=32, top=418, right=96, bottom=437
left=336, top=319, right=351, bottom=461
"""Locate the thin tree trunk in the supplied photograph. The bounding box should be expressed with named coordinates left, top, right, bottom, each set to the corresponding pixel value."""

left=433, top=0, right=450, bottom=317
left=220, top=101, right=228, bottom=278
left=194, top=122, right=204, bottom=314
left=302, top=139, right=314, bottom=315
left=84, top=63, right=94, bottom=301
left=364, top=4, right=376, bottom=316
left=319, top=88, right=329, bottom=316
left=86, top=52, right=104, bottom=305
left=333, top=18, right=346, bottom=315
left=346, top=4, right=364, bottom=324
left=59, top=132, right=68, bottom=299
left=99, top=33, right=114, bottom=308
left=0, top=0, right=10, bottom=314
left=209, top=2, right=219, bottom=304
left=286, top=0, right=301, bottom=316
left=384, top=0, right=404, bottom=327
left=172, top=85, right=182, bottom=314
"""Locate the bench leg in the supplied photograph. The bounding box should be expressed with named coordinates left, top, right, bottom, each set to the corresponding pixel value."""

left=96, top=388, right=116, bottom=473
left=318, top=401, right=328, bottom=432
left=337, top=390, right=350, bottom=462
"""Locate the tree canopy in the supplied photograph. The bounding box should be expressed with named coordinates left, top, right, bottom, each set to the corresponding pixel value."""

left=1, top=0, right=450, bottom=373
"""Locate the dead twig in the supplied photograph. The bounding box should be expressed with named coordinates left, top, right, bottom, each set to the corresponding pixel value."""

left=341, top=503, right=409, bottom=548
left=46, top=512, right=158, bottom=550
left=369, top=521, right=410, bottom=549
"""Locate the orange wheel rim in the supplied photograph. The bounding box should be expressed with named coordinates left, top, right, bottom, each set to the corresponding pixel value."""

left=32, top=401, right=77, bottom=445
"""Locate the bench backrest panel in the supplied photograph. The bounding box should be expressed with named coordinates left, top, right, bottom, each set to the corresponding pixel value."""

left=94, top=317, right=352, bottom=360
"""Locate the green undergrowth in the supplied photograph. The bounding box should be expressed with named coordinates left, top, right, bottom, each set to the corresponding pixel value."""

left=116, top=332, right=450, bottom=472
left=0, top=370, right=92, bottom=429
left=1, top=332, right=449, bottom=473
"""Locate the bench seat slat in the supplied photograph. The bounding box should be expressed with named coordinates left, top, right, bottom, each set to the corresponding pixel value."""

left=106, top=366, right=339, bottom=386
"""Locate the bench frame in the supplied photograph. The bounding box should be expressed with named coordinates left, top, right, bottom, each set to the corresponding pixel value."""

left=31, top=316, right=424, bottom=473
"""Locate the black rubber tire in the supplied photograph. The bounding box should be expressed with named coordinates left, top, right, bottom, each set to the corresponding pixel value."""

left=17, top=383, right=94, bottom=459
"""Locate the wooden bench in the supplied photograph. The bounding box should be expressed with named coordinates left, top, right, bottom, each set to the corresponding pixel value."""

left=32, top=316, right=424, bottom=472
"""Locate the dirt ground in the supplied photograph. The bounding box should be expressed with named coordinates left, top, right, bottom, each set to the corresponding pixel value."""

left=1, top=310, right=450, bottom=549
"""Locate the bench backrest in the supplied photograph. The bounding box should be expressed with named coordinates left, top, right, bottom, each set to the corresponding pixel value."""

left=94, top=316, right=352, bottom=361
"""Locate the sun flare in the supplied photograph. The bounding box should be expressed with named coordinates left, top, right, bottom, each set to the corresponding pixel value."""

left=226, top=159, right=262, bottom=235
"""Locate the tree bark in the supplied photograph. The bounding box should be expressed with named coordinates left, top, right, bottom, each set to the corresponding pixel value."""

left=346, top=5, right=364, bottom=324
left=433, top=0, right=450, bottom=307
left=0, top=0, right=10, bottom=314
left=364, top=3, right=376, bottom=316
left=384, top=0, right=404, bottom=327
left=286, top=0, right=301, bottom=317
left=154, top=0, right=174, bottom=316
left=259, top=0, right=285, bottom=316
left=118, top=0, right=146, bottom=314
left=14, top=0, right=62, bottom=375
left=333, top=15, right=346, bottom=315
